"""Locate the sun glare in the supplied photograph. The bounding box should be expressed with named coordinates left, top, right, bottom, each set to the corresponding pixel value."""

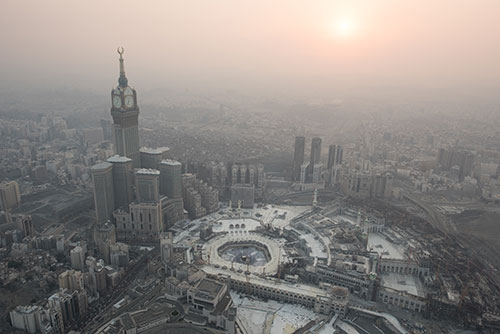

left=331, top=17, right=358, bottom=39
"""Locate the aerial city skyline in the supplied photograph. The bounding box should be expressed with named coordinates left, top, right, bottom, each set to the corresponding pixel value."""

left=1, top=1, right=500, bottom=334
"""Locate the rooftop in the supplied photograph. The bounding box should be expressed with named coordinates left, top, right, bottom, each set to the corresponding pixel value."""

left=202, top=265, right=345, bottom=301
left=90, top=161, right=112, bottom=171
left=161, top=159, right=182, bottom=166
left=380, top=273, right=426, bottom=298
left=195, top=278, right=224, bottom=299
left=140, top=146, right=169, bottom=154
left=367, top=233, right=406, bottom=260
left=136, top=168, right=160, bottom=175
left=107, top=155, right=132, bottom=163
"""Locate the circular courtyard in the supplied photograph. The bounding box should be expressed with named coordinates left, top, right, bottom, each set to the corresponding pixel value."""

left=203, top=231, right=284, bottom=275
left=218, top=241, right=271, bottom=266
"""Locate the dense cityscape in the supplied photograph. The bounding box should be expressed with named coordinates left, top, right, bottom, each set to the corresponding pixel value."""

left=2, top=2, right=500, bottom=334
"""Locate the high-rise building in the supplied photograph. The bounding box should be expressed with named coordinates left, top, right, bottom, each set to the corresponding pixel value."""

left=292, top=136, right=305, bottom=181
left=110, top=48, right=140, bottom=168
left=93, top=222, right=116, bottom=264
left=48, top=289, right=88, bottom=327
left=107, top=155, right=134, bottom=210
left=135, top=169, right=160, bottom=203
left=109, top=242, right=130, bottom=267
left=160, top=232, right=174, bottom=264
left=161, top=197, right=185, bottom=229
left=312, top=163, right=323, bottom=184
left=16, top=215, right=34, bottom=238
left=327, top=144, right=343, bottom=169
left=182, top=174, right=206, bottom=219
left=198, top=161, right=228, bottom=192
left=9, top=306, right=41, bottom=334
left=193, top=179, right=219, bottom=213
left=100, top=119, right=113, bottom=140
left=343, top=169, right=372, bottom=198
left=436, top=148, right=475, bottom=180
left=70, top=246, right=85, bottom=271
left=310, top=137, right=322, bottom=166
left=159, top=159, right=182, bottom=199
left=300, top=162, right=309, bottom=184
left=114, top=202, right=163, bottom=241
left=91, top=162, right=114, bottom=224
left=308, top=137, right=322, bottom=182
left=140, top=147, right=169, bottom=169
left=372, top=172, right=394, bottom=198
left=230, top=163, right=265, bottom=199
left=58, top=270, right=84, bottom=291
left=0, top=181, right=21, bottom=212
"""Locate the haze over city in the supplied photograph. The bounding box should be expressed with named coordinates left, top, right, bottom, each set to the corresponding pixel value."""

left=2, top=0, right=500, bottom=99
left=1, top=1, right=500, bottom=334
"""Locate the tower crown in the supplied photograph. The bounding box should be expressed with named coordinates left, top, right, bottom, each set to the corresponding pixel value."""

left=111, top=47, right=138, bottom=111
left=117, top=47, right=128, bottom=87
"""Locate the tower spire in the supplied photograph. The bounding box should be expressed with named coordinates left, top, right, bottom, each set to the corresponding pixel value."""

left=117, top=47, right=128, bottom=87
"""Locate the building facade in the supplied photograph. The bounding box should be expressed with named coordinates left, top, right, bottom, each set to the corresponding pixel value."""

left=114, top=202, right=163, bottom=241
left=140, top=146, right=169, bottom=169
left=110, top=48, right=140, bottom=168
left=0, top=181, right=21, bottom=212
left=292, top=136, right=305, bottom=182
left=91, top=162, right=115, bottom=224
left=160, top=159, right=183, bottom=199
left=135, top=168, right=160, bottom=203
left=107, top=155, right=134, bottom=210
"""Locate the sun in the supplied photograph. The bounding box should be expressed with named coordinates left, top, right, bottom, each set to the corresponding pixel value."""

left=331, top=17, right=358, bottom=39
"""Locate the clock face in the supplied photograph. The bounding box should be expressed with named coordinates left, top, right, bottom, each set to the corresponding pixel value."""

left=113, top=95, right=121, bottom=108
left=124, top=95, right=134, bottom=108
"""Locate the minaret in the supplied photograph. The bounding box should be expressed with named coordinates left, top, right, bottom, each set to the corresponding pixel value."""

left=110, top=47, right=141, bottom=168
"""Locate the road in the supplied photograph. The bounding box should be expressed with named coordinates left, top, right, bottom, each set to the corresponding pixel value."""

left=402, top=193, right=456, bottom=235
left=80, top=247, right=158, bottom=333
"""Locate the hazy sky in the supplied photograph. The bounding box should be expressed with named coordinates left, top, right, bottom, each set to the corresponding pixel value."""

left=2, top=0, right=500, bottom=98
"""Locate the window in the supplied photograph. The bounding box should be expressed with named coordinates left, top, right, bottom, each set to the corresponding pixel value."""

left=149, top=213, right=151, bottom=222
left=123, top=224, right=126, bottom=229
left=132, top=224, right=135, bottom=229
left=149, top=224, right=152, bottom=230
left=141, top=224, right=143, bottom=230
left=140, top=213, right=143, bottom=222
left=131, top=212, right=134, bottom=221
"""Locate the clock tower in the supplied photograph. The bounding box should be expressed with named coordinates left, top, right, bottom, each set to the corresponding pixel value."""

left=111, top=47, right=140, bottom=168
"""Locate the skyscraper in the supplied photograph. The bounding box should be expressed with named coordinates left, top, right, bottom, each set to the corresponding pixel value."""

left=292, top=136, right=305, bottom=181
left=0, top=181, right=21, bottom=212
left=310, top=137, right=322, bottom=166
left=70, top=246, right=85, bottom=271
left=308, top=137, right=322, bottom=182
left=135, top=169, right=160, bottom=203
left=107, top=155, right=134, bottom=210
left=327, top=144, right=343, bottom=169
left=100, top=119, right=113, bottom=141
left=110, top=48, right=140, bottom=168
left=159, top=159, right=183, bottom=199
left=436, top=148, right=475, bottom=180
left=140, top=147, right=169, bottom=169
left=91, top=162, right=114, bottom=224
